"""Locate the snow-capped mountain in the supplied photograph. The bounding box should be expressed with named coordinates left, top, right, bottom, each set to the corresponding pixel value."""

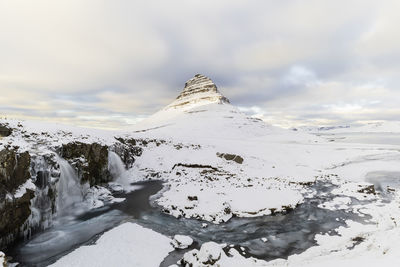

left=166, top=73, right=230, bottom=109
left=131, top=74, right=305, bottom=143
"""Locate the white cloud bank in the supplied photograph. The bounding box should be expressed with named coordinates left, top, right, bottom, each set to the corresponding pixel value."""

left=0, top=0, right=399, bottom=129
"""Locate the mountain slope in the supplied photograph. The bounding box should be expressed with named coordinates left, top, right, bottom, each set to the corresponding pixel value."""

left=131, top=74, right=303, bottom=143
left=118, top=74, right=398, bottom=223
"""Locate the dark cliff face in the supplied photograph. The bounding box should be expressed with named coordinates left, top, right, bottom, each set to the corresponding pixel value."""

left=61, top=142, right=111, bottom=186
left=0, top=150, right=30, bottom=192
left=60, top=140, right=144, bottom=185
left=0, top=149, right=34, bottom=249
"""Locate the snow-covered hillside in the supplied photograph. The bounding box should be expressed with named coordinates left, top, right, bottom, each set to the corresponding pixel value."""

left=115, top=74, right=400, bottom=223
left=2, top=74, right=400, bottom=267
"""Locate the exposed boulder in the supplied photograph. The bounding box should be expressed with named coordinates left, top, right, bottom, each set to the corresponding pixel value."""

left=60, top=142, right=111, bottom=186
left=0, top=124, right=12, bottom=137
left=217, top=152, right=244, bottom=164
left=171, top=235, right=193, bottom=249
left=357, top=184, right=376, bottom=195
left=181, top=242, right=223, bottom=266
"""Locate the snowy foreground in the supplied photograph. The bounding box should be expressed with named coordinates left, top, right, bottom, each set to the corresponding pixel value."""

left=2, top=75, right=400, bottom=266
left=49, top=223, right=174, bottom=267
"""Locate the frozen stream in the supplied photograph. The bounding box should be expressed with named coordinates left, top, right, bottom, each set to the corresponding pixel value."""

left=7, top=179, right=369, bottom=267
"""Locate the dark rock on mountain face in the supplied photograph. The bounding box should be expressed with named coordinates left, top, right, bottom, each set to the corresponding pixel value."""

left=0, top=149, right=33, bottom=250
left=60, top=142, right=111, bottom=186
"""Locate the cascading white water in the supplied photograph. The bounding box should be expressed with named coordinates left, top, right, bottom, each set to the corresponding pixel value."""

left=108, top=151, right=126, bottom=179
left=56, top=157, right=85, bottom=215
left=108, top=151, right=136, bottom=191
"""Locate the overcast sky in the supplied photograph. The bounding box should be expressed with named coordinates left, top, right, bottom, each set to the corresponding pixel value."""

left=1, top=0, right=399, bottom=129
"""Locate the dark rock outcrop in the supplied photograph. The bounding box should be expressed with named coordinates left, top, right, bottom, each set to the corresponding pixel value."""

left=0, top=190, right=34, bottom=249
left=0, top=149, right=34, bottom=250
left=217, top=152, right=244, bottom=164
left=0, top=150, right=31, bottom=192
left=0, top=124, right=12, bottom=137
left=357, top=184, right=376, bottom=195
left=113, top=138, right=143, bottom=168
left=60, top=142, right=111, bottom=186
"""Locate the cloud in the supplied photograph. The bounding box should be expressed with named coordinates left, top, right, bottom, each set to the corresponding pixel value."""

left=0, top=0, right=399, bottom=129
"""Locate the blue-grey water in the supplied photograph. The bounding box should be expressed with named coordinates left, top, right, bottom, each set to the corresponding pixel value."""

left=7, top=180, right=368, bottom=267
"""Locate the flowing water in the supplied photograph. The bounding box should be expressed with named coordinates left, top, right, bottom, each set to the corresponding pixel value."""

left=7, top=181, right=163, bottom=266
left=56, top=157, right=87, bottom=216
left=7, top=179, right=368, bottom=267
left=108, top=151, right=126, bottom=179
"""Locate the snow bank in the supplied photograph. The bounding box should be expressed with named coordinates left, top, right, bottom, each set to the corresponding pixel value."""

left=158, top=181, right=303, bottom=223
left=181, top=242, right=266, bottom=267
left=50, top=223, right=174, bottom=267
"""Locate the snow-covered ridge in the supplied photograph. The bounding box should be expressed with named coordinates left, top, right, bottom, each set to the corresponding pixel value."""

left=165, top=74, right=229, bottom=110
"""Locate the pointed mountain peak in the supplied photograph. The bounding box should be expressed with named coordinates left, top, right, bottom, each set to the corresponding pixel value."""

left=165, top=74, right=230, bottom=110
left=180, top=74, right=218, bottom=98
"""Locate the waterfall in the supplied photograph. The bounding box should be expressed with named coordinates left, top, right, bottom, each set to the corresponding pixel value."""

left=108, top=151, right=126, bottom=179
left=56, top=157, right=85, bottom=215
left=108, top=151, right=135, bottom=191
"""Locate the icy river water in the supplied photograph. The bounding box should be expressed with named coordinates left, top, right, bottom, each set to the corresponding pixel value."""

left=7, top=179, right=368, bottom=267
